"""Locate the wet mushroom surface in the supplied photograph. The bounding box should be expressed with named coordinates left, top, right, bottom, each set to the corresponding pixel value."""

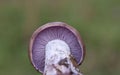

left=29, top=22, right=85, bottom=74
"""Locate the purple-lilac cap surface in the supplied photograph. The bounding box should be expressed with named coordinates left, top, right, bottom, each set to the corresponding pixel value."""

left=29, top=22, right=85, bottom=73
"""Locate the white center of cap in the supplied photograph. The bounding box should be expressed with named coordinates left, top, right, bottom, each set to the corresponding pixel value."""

left=45, top=39, right=71, bottom=65
left=44, top=39, right=82, bottom=75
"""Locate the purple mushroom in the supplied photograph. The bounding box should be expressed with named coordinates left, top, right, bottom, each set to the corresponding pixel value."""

left=29, top=22, right=85, bottom=75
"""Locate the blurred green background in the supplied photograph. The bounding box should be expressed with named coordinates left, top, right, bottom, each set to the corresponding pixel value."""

left=0, top=0, right=120, bottom=75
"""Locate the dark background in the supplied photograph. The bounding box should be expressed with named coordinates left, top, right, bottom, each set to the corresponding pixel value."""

left=0, top=0, right=120, bottom=75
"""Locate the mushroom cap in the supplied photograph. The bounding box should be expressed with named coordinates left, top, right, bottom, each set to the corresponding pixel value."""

left=29, top=22, right=85, bottom=73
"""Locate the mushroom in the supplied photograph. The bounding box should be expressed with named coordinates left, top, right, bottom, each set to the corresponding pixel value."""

left=29, top=22, right=85, bottom=75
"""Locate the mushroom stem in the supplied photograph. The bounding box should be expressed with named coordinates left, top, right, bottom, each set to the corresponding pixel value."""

left=44, top=39, right=82, bottom=75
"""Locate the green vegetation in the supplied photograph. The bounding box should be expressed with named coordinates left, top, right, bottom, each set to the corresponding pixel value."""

left=0, top=0, right=120, bottom=75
